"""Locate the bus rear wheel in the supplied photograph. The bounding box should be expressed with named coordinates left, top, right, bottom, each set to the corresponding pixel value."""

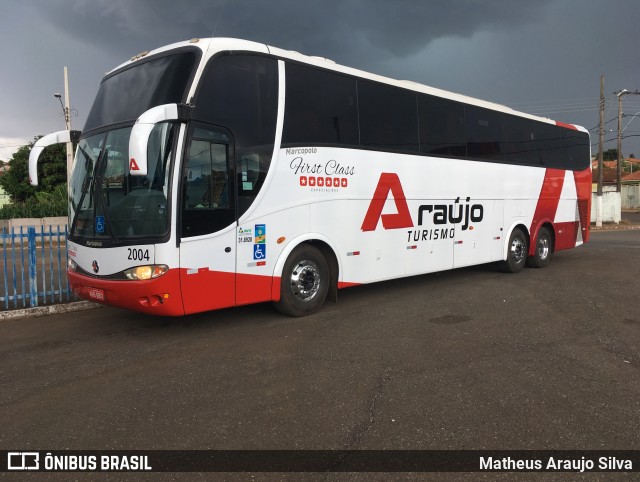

left=526, top=226, right=554, bottom=268
left=275, top=244, right=329, bottom=317
left=501, top=227, right=528, bottom=273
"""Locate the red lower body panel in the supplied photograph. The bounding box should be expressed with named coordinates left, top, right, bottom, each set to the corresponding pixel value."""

left=70, top=268, right=280, bottom=316
left=179, top=268, right=235, bottom=315
left=236, top=272, right=274, bottom=306
left=70, top=267, right=360, bottom=316
left=554, top=221, right=580, bottom=251
left=68, top=269, right=185, bottom=316
left=179, top=269, right=275, bottom=314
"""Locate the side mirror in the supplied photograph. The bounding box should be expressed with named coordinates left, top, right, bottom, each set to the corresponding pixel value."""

left=29, top=130, right=80, bottom=186
left=128, top=103, right=191, bottom=177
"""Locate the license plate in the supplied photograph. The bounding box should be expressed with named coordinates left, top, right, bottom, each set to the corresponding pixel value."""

left=88, top=288, right=105, bottom=301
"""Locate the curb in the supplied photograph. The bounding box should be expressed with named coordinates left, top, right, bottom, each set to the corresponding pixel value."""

left=0, top=301, right=102, bottom=322
left=590, top=225, right=640, bottom=232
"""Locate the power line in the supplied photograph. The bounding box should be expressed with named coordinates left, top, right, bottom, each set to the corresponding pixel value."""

left=589, top=116, right=618, bottom=131
left=509, top=97, right=598, bottom=107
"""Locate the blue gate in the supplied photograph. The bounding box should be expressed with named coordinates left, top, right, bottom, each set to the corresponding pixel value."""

left=0, top=225, right=74, bottom=310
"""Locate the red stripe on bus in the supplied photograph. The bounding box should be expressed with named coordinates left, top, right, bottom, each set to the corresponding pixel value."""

left=338, top=281, right=360, bottom=289
left=573, top=168, right=592, bottom=244
left=529, top=169, right=565, bottom=256
left=555, top=121, right=578, bottom=130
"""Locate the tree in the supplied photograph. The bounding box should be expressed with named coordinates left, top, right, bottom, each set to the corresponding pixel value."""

left=0, top=137, right=67, bottom=204
left=603, top=148, right=618, bottom=161
left=38, top=142, right=67, bottom=193
left=0, top=142, right=37, bottom=203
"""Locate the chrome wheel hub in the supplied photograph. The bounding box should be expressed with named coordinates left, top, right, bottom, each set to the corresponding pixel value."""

left=289, top=260, right=321, bottom=302
left=510, top=237, right=526, bottom=263
left=537, top=237, right=550, bottom=260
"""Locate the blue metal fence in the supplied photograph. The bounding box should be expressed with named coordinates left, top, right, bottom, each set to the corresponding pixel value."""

left=0, top=225, right=74, bottom=310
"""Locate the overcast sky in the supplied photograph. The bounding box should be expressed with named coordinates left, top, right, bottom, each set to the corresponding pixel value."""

left=2, top=0, right=640, bottom=162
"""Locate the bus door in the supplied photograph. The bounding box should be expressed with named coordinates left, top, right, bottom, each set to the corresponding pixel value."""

left=179, top=124, right=237, bottom=314
left=491, top=200, right=505, bottom=261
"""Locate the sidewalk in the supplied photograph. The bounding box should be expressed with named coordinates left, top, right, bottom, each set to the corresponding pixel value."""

left=0, top=300, right=100, bottom=322
left=591, top=210, right=640, bottom=231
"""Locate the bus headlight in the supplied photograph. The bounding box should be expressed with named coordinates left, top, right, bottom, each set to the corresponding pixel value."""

left=68, top=258, right=78, bottom=271
left=124, top=265, right=169, bottom=280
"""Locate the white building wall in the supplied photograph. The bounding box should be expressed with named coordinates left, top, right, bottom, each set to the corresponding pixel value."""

left=591, top=190, right=621, bottom=223
left=622, top=184, right=640, bottom=209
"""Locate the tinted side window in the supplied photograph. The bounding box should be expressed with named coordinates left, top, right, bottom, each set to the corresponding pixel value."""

left=283, top=63, right=358, bottom=146
left=503, top=118, right=590, bottom=170
left=562, top=128, right=590, bottom=170
left=358, top=81, right=419, bottom=153
left=194, top=54, right=278, bottom=216
left=419, top=95, right=466, bottom=157
left=502, top=116, right=541, bottom=166
left=531, top=123, right=565, bottom=168
left=194, top=55, right=278, bottom=149
left=466, top=106, right=504, bottom=161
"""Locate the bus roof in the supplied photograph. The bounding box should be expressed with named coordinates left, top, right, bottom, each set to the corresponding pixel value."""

left=114, top=37, right=582, bottom=131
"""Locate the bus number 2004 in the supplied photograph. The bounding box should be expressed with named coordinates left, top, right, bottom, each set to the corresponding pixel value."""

left=128, top=248, right=150, bottom=261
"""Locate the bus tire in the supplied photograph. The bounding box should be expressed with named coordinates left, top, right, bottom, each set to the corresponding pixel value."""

left=526, top=226, right=554, bottom=268
left=274, top=244, right=329, bottom=317
left=501, top=227, right=528, bottom=273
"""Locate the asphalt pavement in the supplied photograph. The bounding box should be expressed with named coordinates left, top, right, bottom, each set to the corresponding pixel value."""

left=622, top=209, right=640, bottom=225
left=1, top=230, right=639, bottom=480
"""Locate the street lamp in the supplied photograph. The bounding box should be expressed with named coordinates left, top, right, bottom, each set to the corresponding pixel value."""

left=53, top=93, right=70, bottom=131
left=54, top=67, right=74, bottom=190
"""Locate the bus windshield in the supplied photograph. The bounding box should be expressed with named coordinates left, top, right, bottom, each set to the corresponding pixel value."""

left=68, top=50, right=198, bottom=245
left=83, top=51, right=198, bottom=133
left=69, top=123, right=177, bottom=243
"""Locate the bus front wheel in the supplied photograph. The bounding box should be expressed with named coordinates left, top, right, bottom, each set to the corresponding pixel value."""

left=275, top=244, right=329, bottom=316
left=501, top=228, right=528, bottom=273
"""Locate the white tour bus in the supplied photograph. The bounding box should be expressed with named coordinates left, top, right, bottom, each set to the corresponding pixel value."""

left=30, top=38, right=591, bottom=316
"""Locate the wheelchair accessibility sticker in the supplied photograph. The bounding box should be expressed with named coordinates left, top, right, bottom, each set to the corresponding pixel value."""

left=95, top=216, right=105, bottom=234
left=253, top=243, right=266, bottom=260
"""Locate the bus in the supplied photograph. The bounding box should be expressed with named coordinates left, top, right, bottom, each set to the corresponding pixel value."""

left=29, top=37, right=591, bottom=317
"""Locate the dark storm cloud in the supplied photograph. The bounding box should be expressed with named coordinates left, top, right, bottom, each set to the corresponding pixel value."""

left=37, top=0, right=554, bottom=64
left=3, top=0, right=640, bottom=156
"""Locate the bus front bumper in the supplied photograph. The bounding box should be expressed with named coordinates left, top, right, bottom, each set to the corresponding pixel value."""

left=68, top=269, right=185, bottom=316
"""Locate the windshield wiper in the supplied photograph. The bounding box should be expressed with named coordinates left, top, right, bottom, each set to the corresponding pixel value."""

left=93, top=154, right=120, bottom=245
left=70, top=144, right=99, bottom=236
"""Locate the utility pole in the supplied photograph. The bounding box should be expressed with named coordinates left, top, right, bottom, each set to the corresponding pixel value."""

left=596, top=75, right=604, bottom=227
left=63, top=67, right=73, bottom=190
left=614, top=89, right=640, bottom=193
left=55, top=67, right=73, bottom=190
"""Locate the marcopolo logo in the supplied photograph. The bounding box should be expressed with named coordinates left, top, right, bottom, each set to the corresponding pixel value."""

left=361, top=173, right=484, bottom=237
